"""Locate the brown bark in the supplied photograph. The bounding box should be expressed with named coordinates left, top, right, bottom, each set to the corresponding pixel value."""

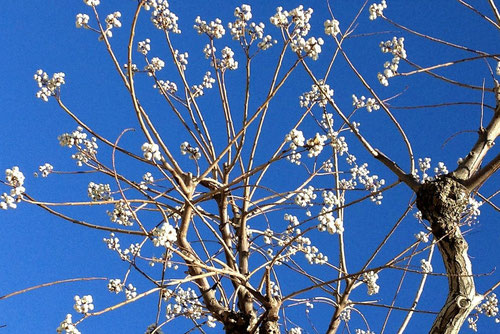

left=416, top=176, right=482, bottom=333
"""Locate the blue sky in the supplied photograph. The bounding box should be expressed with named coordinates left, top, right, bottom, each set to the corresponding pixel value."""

left=1, top=1, right=499, bottom=333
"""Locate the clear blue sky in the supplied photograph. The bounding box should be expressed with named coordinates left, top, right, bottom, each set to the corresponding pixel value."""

left=1, top=1, right=499, bottom=333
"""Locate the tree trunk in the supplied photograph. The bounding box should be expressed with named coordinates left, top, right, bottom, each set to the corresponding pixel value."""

left=416, top=176, right=482, bottom=333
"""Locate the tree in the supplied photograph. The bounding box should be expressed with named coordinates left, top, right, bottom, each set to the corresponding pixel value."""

left=1, top=0, right=499, bottom=333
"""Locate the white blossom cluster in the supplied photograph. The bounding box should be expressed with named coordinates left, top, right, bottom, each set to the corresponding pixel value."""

left=378, top=37, right=406, bottom=86
left=194, top=16, right=225, bottom=38
left=164, top=287, right=204, bottom=321
left=369, top=0, right=387, bottom=20
left=300, top=80, right=333, bottom=108
left=58, top=127, right=98, bottom=166
left=73, top=295, right=94, bottom=314
left=108, top=200, right=134, bottom=226
left=142, top=142, right=162, bottom=161
left=37, top=163, right=54, bottom=177
left=352, top=94, right=380, bottom=112
left=56, top=314, right=81, bottom=334
left=145, top=0, right=181, bottom=33
left=34, top=70, right=65, bottom=102
left=1, top=166, right=25, bottom=210
left=420, top=259, right=433, bottom=273
left=88, top=182, right=112, bottom=202
left=138, top=39, right=151, bottom=55
left=324, top=19, right=340, bottom=37
left=145, top=57, right=165, bottom=75
left=75, top=14, right=90, bottom=28
left=108, top=278, right=124, bottom=293
left=180, top=141, right=201, bottom=160
left=152, top=222, right=177, bottom=247
left=362, top=271, right=380, bottom=295
left=295, top=186, right=316, bottom=207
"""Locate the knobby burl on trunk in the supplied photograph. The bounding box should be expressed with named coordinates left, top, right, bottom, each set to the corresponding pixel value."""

left=416, top=175, right=482, bottom=334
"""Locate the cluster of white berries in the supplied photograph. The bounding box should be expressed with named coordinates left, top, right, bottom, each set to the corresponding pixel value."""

left=378, top=37, right=406, bottom=86
left=289, top=328, right=303, bottom=334
left=88, top=182, right=112, bottom=202
left=56, top=314, right=81, bottom=334
left=362, top=271, right=380, bottom=295
left=305, top=133, right=327, bottom=157
left=146, top=0, right=181, bottom=33
left=300, top=80, right=333, bottom=108
left=352, top=94, right=380, bottom=112
left=350, top=163, right=385, bottom=204
left=465, top=196, right=483, bottom=222
left=73, top=295, right=94, bottom=314
left=139, top=172, right=155, bottom=190
left=190, top=72, right=216, bottom=97
left=83, top=0, right=100, bottom=6
left=420, top=259, right=433, bottom=273
left=138, top=39, right=151, bottom=55
left=415, top=231, right=429, bottom=243
left=219, top=47, right=238, bottom=70
left=165, top=287, right=204, bottom=322
left=295, top=186, right=317, bottom=207
left=34, top=70, right=66, bottom=102
left=1, top=166, right=25, bottom=210
left=317, top=191, right=344, bottom=234
left=291, top=36, right=324, bottom=61
left=413, top=157, right=449, bottom=183
left=154, top=80, right=178, bottom=94
left=369, top=0, right=387, bottom=20
left=324, top=19, right=340, bottom=37
left=108, top=200, right=134, bottom=226
left=58, top=127, right=98, bottom=166
left=227, top=4, right=276, bottom=50
left=100, top=11, right=122, bottom=40
left=497, top=61, right=500, bottom=76
left=125, top=284, right=137, bottom=300
left=194, top=16, right=225, bottom=39
left=75, top=14, right=90, bottom=28
left=355, top=330, right=375, bottom=334
left=37, top=163, right=54, bottom=178
left=145, top=57, right=165, bottom=75
left=152, top=222, right=177, bottom=247
left=108, top=278, right=124, bottom=293
left=180, top=142, right=201, bottom=160
left=142, top=142, right=162, bottom=161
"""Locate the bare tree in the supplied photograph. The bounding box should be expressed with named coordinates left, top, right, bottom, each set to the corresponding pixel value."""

left=1, top=1, right=499, bottom=333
